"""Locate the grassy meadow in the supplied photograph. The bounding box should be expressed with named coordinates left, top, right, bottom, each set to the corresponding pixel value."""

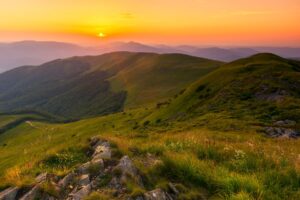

left=0, top=108, right=299, bottom=200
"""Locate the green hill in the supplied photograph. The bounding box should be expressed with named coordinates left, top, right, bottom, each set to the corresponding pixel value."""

left=0, top=54, right=299, bottom=199
left=0, top=52, right=221, bottom=119
left=146, top=53, right=300, bottom=126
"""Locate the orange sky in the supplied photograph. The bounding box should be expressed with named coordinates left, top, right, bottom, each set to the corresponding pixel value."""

left=0, top=0, right=299, bottom=46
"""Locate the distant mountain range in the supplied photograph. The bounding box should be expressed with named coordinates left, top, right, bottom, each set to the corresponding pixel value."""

left=0, top=40, right=300, bottom=72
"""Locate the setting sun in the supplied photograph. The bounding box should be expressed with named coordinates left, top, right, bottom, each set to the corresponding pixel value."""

left=98, top=32, right=106, bottom=38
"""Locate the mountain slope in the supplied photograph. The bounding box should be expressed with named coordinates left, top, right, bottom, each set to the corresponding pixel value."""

left=0, top=52, right=221, bottom=119
left=147, top=53, right=300, bottom=125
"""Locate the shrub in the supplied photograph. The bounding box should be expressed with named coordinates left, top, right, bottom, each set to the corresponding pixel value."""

left=41, top=148, right=87, bottom=170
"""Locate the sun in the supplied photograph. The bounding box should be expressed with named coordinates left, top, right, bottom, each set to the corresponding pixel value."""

left=98, top=32, right=106, bottom=38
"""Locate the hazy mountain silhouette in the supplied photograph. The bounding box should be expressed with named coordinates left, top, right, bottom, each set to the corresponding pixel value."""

left=0, top=40, right=299, bottom=73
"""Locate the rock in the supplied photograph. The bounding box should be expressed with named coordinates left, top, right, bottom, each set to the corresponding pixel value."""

left=35, top=172, right=48, bottom=183
left=58, top=172, right=76, bottom=188
left=112, top=155, right=144, bottom=188
left=91, top=157, right=104, bottom=167
left=168, top=183, right=179, bottom=195
left=19, top=185, right=41, bottom=200
left=93, top=142, right=111, bottom=159
left=134, top=196, right=145, bottom=200
left=0, top=187, right=19, bottom=200
left=264, top=127, right=299, bottom=138
left=68, top=184, right=91, bottom=200
left=144, top=189, right=172, bottom=200
left=274, top=120, right=296, bottom=126
left=77, top=162, right=91, bottom=174
left=78, top=174, right=90, bottom=186
left=284, top=120, right=296, bottom=126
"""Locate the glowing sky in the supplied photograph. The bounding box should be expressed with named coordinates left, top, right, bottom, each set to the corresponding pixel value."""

left=0, top=0, right=299, bottom=46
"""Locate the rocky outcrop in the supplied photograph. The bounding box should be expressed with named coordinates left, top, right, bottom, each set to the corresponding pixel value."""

left=264, top=127, right=299, bottom=138
left=264, top=120, right=299, bottom=138
left=0, top=137, right=180, bottom=200
left=0, top=187, right=19, bottom=200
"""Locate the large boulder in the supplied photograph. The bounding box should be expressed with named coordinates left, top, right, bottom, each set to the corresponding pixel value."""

left=0, top=187, right=19, bottom=200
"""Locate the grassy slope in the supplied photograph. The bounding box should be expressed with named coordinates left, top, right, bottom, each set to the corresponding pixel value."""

left=108, top=53, right=222, bottom=108
left=146, top=54, right=300, bottom=127
left=0, top=109, right=299, bottom=199
left=0, top=52, right=221, bottom=119
left=0, top=54, right=299, bottom=199
left=0, top=112, right=57, bottom=134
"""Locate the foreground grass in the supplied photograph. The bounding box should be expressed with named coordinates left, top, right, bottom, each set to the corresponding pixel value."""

left=0, top=110, right=299, bottom=199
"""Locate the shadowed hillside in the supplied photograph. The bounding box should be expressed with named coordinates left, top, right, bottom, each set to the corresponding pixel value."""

left=0, top=52, right=222, bottom=119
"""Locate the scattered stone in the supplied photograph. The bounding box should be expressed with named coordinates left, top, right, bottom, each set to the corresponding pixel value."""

left=78, top=174, right=90, bottom=186
left=58, top=173, right=76, bottom=188
left=144, top=189, right=172, bottom=200
left=68, top=184, right=91, bottom=200
left=274, top=120, right=296, bottom=126
left=264, top=127, right=299, bottom=138
left=0, top=187, right=19, bottom=200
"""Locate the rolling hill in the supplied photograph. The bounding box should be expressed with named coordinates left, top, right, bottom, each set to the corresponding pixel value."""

left=0, top=53, right=299, bottom=200
left=147, top=53, right=300, bottom=127
left=0, top=52, right=222, bottom=119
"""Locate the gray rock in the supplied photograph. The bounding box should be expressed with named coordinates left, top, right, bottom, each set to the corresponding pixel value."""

left=77, top=162, right=91, bottom=174
left=0, top=187, right=19, bottom=200
left=274, top=120, right=296, bottom=126
left=35, top=172, right=48, bottom=183
left=58, top=172, right=76, bottom=188
left=284, top=120, right=296, bottom=126
left=91, top=157, right=104, bottom=168
left=68, top=184, right=91, bottom=200
left=92, top=143, right=111, bottom=160
left=78, top=174, right=90, bottom=186
left=264, top=127, right=299, bottom=138
left=19, top=185, right=41, bottom=200
left=144, top=189, right=172, bottom=200
left=113, top=155, right=143, bottom=187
